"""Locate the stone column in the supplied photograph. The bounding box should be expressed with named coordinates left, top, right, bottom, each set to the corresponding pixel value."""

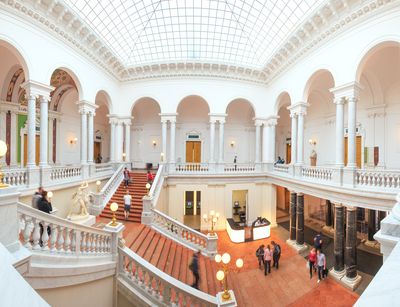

left=290, top=113, right=297, bottom=165
left=161, top=119, right=167, bottom=162
left=262, top=123, right=268, bottom=163
left=10, top=111, right=17, bottom=166
left=297, top=112, right=305, bottom=165
left=0, top=110, right=5, bottom=164
left=343, top=206, right=361, bottom=288
left=254, top=120, right=262, bottom=163
left=333, top=203, right=345, bottom=274
left=296, top=193, right=304, bottom=245
left=27, top=94, right=37, bottom=168
left=335, top=98, right=345, bottom=167
left=289, top=192, right=297, bottom=241
left=268, top=119, right=277, bottom=163
left=169, top=118, right=176, bottom=163
left=48, top=116, right=53, bottom=164
left=87, top=111, right=94, bottom=164
left=115, top=121, right=123, bottom=162
left=124, top=121, right=131, bottom=162
left=109, top=120, right=116, bottom=163
left=326, top=200, right=333, bottom=227
left=218, top=119, right=225, bottom=163
left=80, top=110, right=88, bottom=164
left=347, top=97, right=357, bottom=168
left=39, top=96, right=49, bottom=167
left=368, top=209, right=376, bottom=242
left=209, top=119, right=216, bottom=163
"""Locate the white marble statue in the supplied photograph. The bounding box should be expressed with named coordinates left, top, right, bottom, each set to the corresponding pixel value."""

left=68, top=181, right=90, bottom=220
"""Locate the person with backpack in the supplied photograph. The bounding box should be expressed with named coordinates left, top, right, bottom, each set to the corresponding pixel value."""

left=255, top=244, right=265, bottom=269
left=189, top=250, right=200, bottom=289
left=314, top=232, right=323, bottom=251
left=271, top=241, right=281, bottom=269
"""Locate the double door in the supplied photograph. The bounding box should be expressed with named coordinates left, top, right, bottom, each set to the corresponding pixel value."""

left=186, top=141, right=201, bottom=163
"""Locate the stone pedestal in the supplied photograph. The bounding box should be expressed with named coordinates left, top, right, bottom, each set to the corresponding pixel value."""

left=0, top=186, right=21, bottom=253
left=289, top=192, right=297, bottom=241
left=39, top=166, right=52, bottom=186
left=104, top=221, right=125, bottom=262
left=217, top=290, right=237, bottom=307
left=141, top=195, right=153, bottom=225
left=206, top=233, right=218, bottom=257
left=286, top=238, right=308, bottom=253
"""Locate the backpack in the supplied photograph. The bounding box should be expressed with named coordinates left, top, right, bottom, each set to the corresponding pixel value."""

left=274, top=244, right=281, bottom=255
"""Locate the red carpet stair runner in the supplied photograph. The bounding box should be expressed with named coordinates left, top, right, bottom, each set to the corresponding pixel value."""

left=100, top=172, right=147, bottom=223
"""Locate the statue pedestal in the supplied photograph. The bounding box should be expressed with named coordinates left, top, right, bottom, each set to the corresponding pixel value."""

left=68, top=214, right=96, bottom=226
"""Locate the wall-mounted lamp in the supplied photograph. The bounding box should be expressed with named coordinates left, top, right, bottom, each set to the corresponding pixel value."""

left=70, top=137, right=78, bottom=145
left=122, top=153, right=126, bottom=161
left=230, top=141, right=235, bottom=148
left=309, top=139, right=317, bottom=146
left=152, top=140, right=157, bottom=147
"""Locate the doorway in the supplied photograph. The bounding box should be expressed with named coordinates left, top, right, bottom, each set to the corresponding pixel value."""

left=23, top=134, right=40, bottom=166
left=344, top=136, right=362, bottom=168
left=94, top=142, right=101, bottom=163
left=183, top=191, right=201, bottom=230
left=286, top=143, right=291, bottom=164
left=186, top=141, right=201, bottom=163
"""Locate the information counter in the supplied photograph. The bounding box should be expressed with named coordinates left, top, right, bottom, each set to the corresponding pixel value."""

left=226, top=218, right=270, bottom=243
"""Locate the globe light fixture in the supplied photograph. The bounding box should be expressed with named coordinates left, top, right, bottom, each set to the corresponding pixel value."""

left=216, top=270, right=225, bottom=281
left=214, top=253, right=222, bottom=263
left=0, top=140, right=8, bottom=188
left=122, top=152, right=126, bottom=161
left=47, top=191, right=53, bottom=201
left=236, top=258, right=244, bottom=269
left=96, top=180, right=101, bottom=192
left=110, top=202, right=119, bottom=226
left=215, top=252, right=244, bottom=301
left=221, top=252, right=231, bottom=265
left=203, top=210, right=219, bottom=235
left=145, top=182, right=151, bottom=195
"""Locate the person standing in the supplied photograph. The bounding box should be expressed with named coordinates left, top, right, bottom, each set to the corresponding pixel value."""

left=189, top=251, right=200, bottom=289
left=233, top=155, right=237, bottom=170
left=38, top=191, right=53, bottom=246
left=271, top=241, right=281, bottom=269
left=264, top=244, right=272, bottom=276
left=308, top=247, right=317, bottom=279
left=32, top=187, right=43, bottom=210
left=123, top=190, right=132, bottom=221
left=316, top=249, right=326, bottom=283
left=123, top=167, right=130, bottom=188
left=256, top=245, right=265, bottom=270
left=314, top=232, right=323, bottom=251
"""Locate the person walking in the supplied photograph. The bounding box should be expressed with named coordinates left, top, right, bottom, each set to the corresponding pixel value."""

left=308, top=247, right=317, bottom=279
left=123, top=167, right=130, bottom=188
left=189, top=251, right=200, bottom=289
left=271, top=241, right=281, bottom=269
left=38, top=191, right=53, bottom=246
left=314, top=232, right=323, bottom=251
left=316, top=249, right=326, bottom=283
left=123, top=190, right=132, bottom=221
left=264, top=244, right=272, bottom=276
left=256, top=245, right=265, bottom=270
left=32, top=186, right=43, bottom=210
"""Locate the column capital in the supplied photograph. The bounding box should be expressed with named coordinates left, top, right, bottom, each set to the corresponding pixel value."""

left=20, top=80, right=54, bottom=101
left=332, top=201, right=343, bottom=208
left=265, top=115, right=279, bottom=127
left=77, top=100, right=98, bottom=114
left=333, top=97, right=346, bottom=105
left=159, top=113, right=177, bottom=123
left=329, top=81, right=363, bottom=100
left=287, top=102, right=309, bottom=116
left=253, top=117, right=266, bottom=126
left=209, top=113, right=227, bottom=123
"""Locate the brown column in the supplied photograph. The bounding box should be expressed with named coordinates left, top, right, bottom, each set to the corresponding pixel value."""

left=345, top=207, right=357, bottom=279
left=325, top=200, right=333, bottom=227
left=333, top=203, right=344, bottom=272
left=289, top=192, right=297, bottom=241
left=367, top=209, right=376, bottom=242
left=296, top=193, right=304, bottom=245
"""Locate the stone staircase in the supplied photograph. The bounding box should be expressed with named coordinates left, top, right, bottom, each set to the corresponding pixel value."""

left=127, top=224, right=220, bottom=296
left=100, top=172, right=148, bottom=223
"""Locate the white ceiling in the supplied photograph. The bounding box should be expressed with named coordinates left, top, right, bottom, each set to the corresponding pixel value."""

left=63, top=0, right=325, bottom=69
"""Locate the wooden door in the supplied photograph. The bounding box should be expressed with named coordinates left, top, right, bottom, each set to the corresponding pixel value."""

left=286, top=143, right=291, bottom=164
left=94, top=142, right=101, bottom=162
left=344, top=136, right=362, bottom=168
left=24, top=135, right=40, bottom=166
left=185, top=141, right=201, bottom=163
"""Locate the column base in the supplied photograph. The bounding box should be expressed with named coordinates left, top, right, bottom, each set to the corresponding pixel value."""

left=322, top=225, right=335, bottom=236
left=341, top=274, right=362, bottom=291
left=329, top=268, right=346, bottom=282
left=286, top=239, right=308, bottom=253
left=364, top=240, right=379, bottom=249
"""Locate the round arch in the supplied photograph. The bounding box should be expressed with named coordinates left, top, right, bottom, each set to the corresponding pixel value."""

left=48, top=66, right=83, bottom=100
left=0, top=37, right=30, bottom=81
left=95, top=90, right=113, bottom=113
left=130, top=96, right=162, bottom=115
left=274, top=91, right=291, bottom=115
left=225, top=98, right=255, bottom=123
left=303, top=69, right=335, bottom=102
left=176, top=95, right=210, bottom=120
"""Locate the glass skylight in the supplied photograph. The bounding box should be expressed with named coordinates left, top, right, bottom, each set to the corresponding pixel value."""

left=64, top=0, right=324, bottom=69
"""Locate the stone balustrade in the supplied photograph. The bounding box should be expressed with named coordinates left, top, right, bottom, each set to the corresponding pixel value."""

left=119, top=247, right=218, bottom=306
left=301, top=166, right=333, bottom=181
left=50, top=165, right=82, bottom=182
left=17, top=202, right=113, bottom=257
left=175, top=163, right=210, bottom=173
left=1, top=167, right=28, bottom=187
left=356, top=170, right=400, bottom=189
left=224, top=163, right=255, bottom=172
left=94, top=163, right=114, bottom=174
left=273, top=164, right=289, bottom=173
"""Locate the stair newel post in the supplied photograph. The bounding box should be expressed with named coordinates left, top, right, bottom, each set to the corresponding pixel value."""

left=41, top=221, right=50, bottom=250
left=32, top=218, right=41, bottom=250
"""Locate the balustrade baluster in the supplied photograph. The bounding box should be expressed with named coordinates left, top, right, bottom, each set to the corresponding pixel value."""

left=50, top=224, right=58, bottom=252
left=64, top=228, right=72, bottom=253
left=86, top=233, right=92, bottom=253
left=32, top=218, right=41, bottom=250
left=22, top=216, right=32, bottom=249
left=41, top=221, right=50, bottom=251
left=71, top=230, right=76, bottom=252
left=80, top=231, right=86, bottom=254
left=57, top=226, right=65, bottom=252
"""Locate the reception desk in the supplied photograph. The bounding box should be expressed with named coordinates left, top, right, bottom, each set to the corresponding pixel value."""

left=226, top=218, right=270, bottom=243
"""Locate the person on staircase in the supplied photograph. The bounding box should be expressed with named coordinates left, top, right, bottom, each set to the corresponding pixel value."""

left=123, top=190, right=132, bottom=221
left=146, top=170, right=154, bottom=185
left=189, top=251, right=200, bottom=289
left=123, top=167, right=130, bottom=188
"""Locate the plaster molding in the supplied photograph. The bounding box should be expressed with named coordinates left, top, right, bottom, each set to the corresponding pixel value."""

left=20, top=80, right=54, bottom=101
left=329, top=81, right=363, bottom=100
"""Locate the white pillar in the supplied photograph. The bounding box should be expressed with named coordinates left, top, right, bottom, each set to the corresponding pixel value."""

left=27, top=94, right=37, bottom=168
left=124, top=122, right=131, bottom=162
left=48, top=117, right=53, bottom=164
left=262, top=123, right=268, bottom=163
left=169, top=119, right=176, bottom=163
left=269, top=122, right=276, bottom=163
left=87, top=111, right=94, bottom=163
left=218, top=120, right=225, bottom=163
left=297, top=112, right=304, bottom=165
left=55, top=119, right=61, bottom=164
left=39, top=96, right=49, bottom=167
left=290, top=113, right=297, bottom=165
left=10, top=111, right=17, bottom=166
left=335, top=98, right=345, bottom=167
left=255, top=121, right=261, bottom=163
left=347, top=96, right=357, bottom=168
left=0, top=110, right=6, bottom=164
left=80, top=110, right=88, bottom=164
left=161, top=119, right=167, bottom=162
left=109, top=120, right=116, bottom=163
left=116, top=121, right=124, bottom=162
left=209, top=120, right=216, bottom=163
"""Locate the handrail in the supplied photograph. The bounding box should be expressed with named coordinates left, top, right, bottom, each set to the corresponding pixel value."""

left=100, top=164, right=124, bottom=196
left=149, top=164, right=164, bottom=197
left=119, top=246, right=218, bottom=306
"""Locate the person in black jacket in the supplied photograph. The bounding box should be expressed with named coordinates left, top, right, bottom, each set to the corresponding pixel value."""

left=38, top=191, right=53, bottom=246
left=271, top=241, right=281, bottom=269
left=189, top=251, right=200, bottom=289
left=256, top=244, right=265, bottom=269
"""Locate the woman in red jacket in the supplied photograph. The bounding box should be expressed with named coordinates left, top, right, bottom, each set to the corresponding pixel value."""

left=308, top=247, right=317, bottom=279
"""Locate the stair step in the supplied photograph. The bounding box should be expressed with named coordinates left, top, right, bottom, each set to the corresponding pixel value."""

left=130, top=227, right=151, bottom=252
left=164, top=242, right=177, bottom=276
left=137, top=229, right=156, bottom=258
left=157, top=239, right=172, bottom=271
left=171, top=245, right=183, bottom=280
left=150, top=236, right=166, bottom=267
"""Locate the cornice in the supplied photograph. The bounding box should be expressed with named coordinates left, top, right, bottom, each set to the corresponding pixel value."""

left=1, top=0, right=397, bottom=85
